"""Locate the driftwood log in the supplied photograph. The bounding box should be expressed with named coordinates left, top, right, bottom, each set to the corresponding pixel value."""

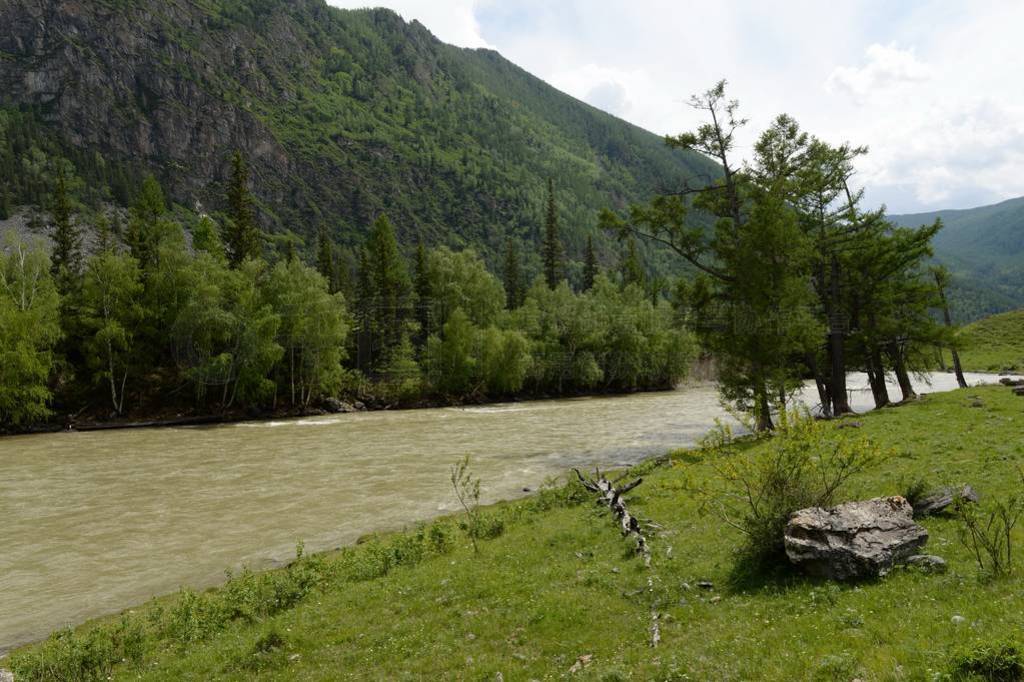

left=574, top=468, right=650, bottom=566
left=573, top=468, right=660, bottom=647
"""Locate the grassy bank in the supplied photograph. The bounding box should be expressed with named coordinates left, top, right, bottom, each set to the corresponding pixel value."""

left=7, top=385, right=1024, bottom=680
left=953, top=309, right=1024, bottom=372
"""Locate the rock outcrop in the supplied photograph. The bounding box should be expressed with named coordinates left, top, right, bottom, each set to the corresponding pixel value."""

left=784, top=496, right=928, bottom=580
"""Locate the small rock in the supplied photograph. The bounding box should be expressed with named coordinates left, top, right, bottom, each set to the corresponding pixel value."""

left=288, top=653, right=301, bottom=662
left=512, top=652, right=528, bottom=661
left=970, top=400, right=984, bottom=408
left=905, top=554, right=948, bottom=573
left=680, top=581, right=691, bottom=591
left=466, top=633, right=477, bottom=641
left=999, top=377, right=1024, bottom=387
left=522, top=487, right=531, bottom=492
left=1, top=670, right=13, bottom=682
left=696, top=581, right=714, bottom=591
left=951, top=615, right=966, bottom=625
left=837, top=421, right=863, bottom=429
left=611, top=567, right=620, bottom=574
left=496, top=673, right=504, bottom=682
left=322, top=397, right=348, bottom=413
left=568, top=654, right=594, bottom=674
left=709, top=595, right=721, bottom=603
left=353, top=400, right=367, bottom=410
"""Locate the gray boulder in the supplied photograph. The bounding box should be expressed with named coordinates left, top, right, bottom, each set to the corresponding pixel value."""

left=912, top=484, right=979, bottom=517
left=784, top=496, right=928, bottom=580
left=322, top=397, right=355, bottom=414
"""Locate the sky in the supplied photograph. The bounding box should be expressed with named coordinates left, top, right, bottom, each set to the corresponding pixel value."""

left=326, top=0, right=1024, bottom=214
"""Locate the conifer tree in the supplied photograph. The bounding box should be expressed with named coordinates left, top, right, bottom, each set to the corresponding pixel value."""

left=49, top=165, right=81, bottom=292
left=225, top=151, right=261, bottom=267
left=542, top=178, right=564, bottom=289
left=315, top=224, right=336, bottom=291
left=503, top=238, right=523, bottom=308
left=414, top=239, right=431, bottom=340
left=126, top=175, right=165, bottom=268
left=620, top=237, right=644, bottom=288
left=582, top=235, right=599, bottom=291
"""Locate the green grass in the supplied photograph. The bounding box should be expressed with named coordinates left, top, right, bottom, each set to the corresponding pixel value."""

left=8, top=385, right=1024, bottom=680
left=956, top=309, right=1024, bottom=372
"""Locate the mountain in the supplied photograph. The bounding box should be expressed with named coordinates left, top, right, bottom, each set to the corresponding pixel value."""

left=890, top=196, right=1024, bottom=322
left=0, top=0, right=714, bottom=269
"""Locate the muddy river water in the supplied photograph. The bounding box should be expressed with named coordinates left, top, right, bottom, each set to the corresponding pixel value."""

left=0, top=371, right=1008, bottom=652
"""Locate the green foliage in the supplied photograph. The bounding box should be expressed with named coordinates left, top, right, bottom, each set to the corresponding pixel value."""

left=450, top=455, right=482, bottom=553
left=9, top=618, right=144, bottom=682
left=424, top=246, right=505, bottom=329
left=78, top=250, right=144, bottom=414
left=948, top=642, right=1024, bottom=681
left=264, top=259, right=349, bottom=406
left=697, top=411, right=881, bottom=568
left=0, top=232, right=61, bottom=426
left=956, top=484, right=1024, bottom=579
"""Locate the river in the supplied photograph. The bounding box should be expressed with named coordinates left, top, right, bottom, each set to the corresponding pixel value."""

left=0, top=371, right=1010, bottom=653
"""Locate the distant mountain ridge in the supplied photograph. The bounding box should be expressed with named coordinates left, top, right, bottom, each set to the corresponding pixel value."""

left=0, top=0, right=715, bottom=270
left=890, top=196, right=1024, bottom=321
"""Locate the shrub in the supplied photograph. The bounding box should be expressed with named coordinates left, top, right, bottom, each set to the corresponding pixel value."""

left=11, top=618, right=143, bottom=682
left=948, top=642, right=1024, bottom=681
left=696, top=411, right=880, bottom=568
left=956, top=487, right=1024, bottom=579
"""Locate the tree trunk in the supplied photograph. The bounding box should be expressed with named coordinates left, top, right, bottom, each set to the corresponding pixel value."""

left=755, top=379, right=774, bottom=432
left=934, top=273, right=968, bottom=389
left=867, top=348, right=890, bottom=408
left=890, top=345, right=916, bottom=401
left=828, top=256, right=852, bottom=415
left=808, top=352, right=832, bottom=418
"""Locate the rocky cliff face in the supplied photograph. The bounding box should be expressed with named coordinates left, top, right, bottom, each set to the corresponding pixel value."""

left=0, top=0, right=304, bottom=217
left=0, top=0, right=710, bottom=253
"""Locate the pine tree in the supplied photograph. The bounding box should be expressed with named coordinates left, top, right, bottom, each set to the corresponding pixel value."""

left=621, top=237, right=644, bottom=288
left=96, top=214, right=113, bottom=253
left=49, top=165, right=81, bottom=291
left=0, top=180, right=11, bottom=220
left=503, top=238, right=522, bottom=309
left=225, top=151, right=261, bottom=267
left=127, top=175, right=165, bottom=268
left=541, top=178, right=564, bottom=289
left=414, top=239, right=431, bottom=340
left=582, top=235, right=599, bottom=291
left=315, top=224, right=336, bottom=291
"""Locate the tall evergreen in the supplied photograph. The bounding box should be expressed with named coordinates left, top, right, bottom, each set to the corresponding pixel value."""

left=414, top=239, right=431, bottom=339
left=126, top=175, right=165, bottom=268
left=541, top=178, right=564, bottom=289
left=620, top=237, right=644, bottom=288
left=503, top=238, right=523, bottom=309
left=361, top=214, right=412, bottom=369
left=225, top=151, right=261, bottom=267
left=316, top=224, right=336, bottom=292
left=49, top=165, right=81, bottom=291
left=582, top=235, right=599, bottom=291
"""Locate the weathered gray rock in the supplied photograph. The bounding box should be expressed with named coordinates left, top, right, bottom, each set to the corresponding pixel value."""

left=322, top=397, right=354, bottom=414
left=906, top=554, right=948, bottom=573
left=784, top=496, right=928, bottom=580
left=913, top=485, right=979, bottom=517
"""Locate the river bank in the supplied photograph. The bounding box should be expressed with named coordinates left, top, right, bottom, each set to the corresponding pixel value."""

left=7, top=382, right=1024, bottom=680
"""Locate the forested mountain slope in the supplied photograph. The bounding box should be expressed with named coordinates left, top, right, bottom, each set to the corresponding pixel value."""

left=890, top=196, right=1024, bottom=321
left=0, top=0, right=714, bottom=265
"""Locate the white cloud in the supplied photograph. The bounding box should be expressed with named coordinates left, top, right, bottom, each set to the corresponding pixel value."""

left=825, top=44, right=932, bottom=100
